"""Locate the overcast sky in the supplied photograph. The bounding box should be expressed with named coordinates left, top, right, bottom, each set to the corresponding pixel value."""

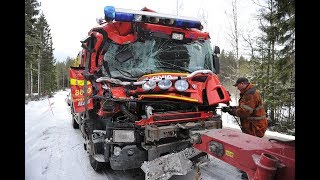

left=37, top=0, right=261, bottom=62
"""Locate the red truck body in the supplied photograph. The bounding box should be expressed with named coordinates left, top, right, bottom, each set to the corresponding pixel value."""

left=69, top=6, right=231, bottom=172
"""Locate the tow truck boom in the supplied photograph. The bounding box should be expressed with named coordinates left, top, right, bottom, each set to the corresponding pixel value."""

left=192, top=128, right=295, bottom=180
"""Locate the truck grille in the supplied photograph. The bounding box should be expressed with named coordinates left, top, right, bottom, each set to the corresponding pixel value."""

left=153, top=112, right=201, bottom=121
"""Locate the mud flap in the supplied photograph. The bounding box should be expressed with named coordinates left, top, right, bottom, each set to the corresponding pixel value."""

left=69, top=67, right=93, bottom=113
left=141, top=147, right=203, bottom=180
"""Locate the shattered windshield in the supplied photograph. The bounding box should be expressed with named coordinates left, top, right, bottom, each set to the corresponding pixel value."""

left=103, top=37, right=215, bottom=80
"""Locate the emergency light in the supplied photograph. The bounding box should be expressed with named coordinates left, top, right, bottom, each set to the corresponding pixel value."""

left=104, top=6, right=202, bottom=29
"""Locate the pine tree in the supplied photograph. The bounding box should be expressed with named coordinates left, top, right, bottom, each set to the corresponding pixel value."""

left=273, top=0, right=295, bottom=132
left=36, top=13, right=57, bottom=96
left=55, top=57, right=76, bottom=90
left=219, top=50, right=238, bottom=84
left=254, top=0, right=295, bottom=134
left=65, top=57, right=76, bottom=89
left=25, top=0, right=40, bottom=97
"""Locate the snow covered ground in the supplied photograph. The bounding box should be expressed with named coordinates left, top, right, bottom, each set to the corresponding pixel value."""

left=25, top=90, right=294, bottom=180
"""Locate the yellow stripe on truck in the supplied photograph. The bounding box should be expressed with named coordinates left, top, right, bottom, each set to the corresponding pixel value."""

left=140, top=94, right=198, bottom=103
left=70, top=78, right=91, bottom=86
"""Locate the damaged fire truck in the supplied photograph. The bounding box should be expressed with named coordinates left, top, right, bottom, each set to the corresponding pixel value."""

left=69, top=5, right=232, bottom=179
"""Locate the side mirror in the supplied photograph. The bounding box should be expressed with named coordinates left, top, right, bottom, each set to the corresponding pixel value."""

left=214, top=46, right=220, bottom=54
left=212, top=45, right=220, bottom=74
left=213, top=54, right=220, bottom=74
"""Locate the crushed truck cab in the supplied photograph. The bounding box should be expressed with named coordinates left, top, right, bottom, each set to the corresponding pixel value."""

left=69, top=5, right=231, bottom=178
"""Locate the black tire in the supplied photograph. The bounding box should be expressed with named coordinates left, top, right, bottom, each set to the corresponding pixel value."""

left=87, top=137, right=108, bottom=172
left=89, top=154, right=106, bottom=172
left=72, top=114, right=79, bottom=129
left=85, top=112, right=108, bottom=172
left=71, top=105, right=79, bottom=129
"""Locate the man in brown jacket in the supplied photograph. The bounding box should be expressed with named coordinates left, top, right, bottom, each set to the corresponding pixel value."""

left=222, top=77, right=268, bottom=138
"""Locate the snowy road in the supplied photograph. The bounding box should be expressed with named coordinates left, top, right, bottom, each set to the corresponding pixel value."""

left=25, top=90, right=294, bottom=180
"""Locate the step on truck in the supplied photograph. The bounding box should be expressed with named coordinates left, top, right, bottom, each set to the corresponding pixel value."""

left=69, top=5, right=231, bottom=179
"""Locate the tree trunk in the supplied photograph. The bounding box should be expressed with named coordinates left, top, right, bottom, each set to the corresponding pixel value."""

left=30, top=64, right=33, bottom=98
left=38, top=48, right=41, bottom=99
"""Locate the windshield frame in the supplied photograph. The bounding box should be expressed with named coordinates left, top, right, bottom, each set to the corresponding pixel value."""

left=102, top=36, right=215, bottom=80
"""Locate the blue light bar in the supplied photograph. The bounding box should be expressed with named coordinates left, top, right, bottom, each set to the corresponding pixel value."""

left=175, top=19, right=201, bottom=29
left=103, top=6, right=203, bottom=29
left=104, top=6, right=115, bottom=20
left=115, top=12, right=134, bottom=22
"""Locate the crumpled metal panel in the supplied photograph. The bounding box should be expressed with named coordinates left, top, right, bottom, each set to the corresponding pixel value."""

left=141, top=147, right=201, bottom=180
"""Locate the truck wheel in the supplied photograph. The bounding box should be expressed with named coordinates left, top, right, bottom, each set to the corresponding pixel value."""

left=89, top=154, right=106, bottom=172
left=86, top=117, right=108, bottom=172
left=88, top=140, right=107, bottom=171
left=72, top=114, right=79, bottom=129
left=71, top=105, right=79, bottom=129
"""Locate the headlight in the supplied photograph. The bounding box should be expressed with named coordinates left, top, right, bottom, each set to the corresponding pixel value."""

left=174, top=79, right=189, bottom=92
left=158, top=79, right=172, bottom=90
left=142, top=80, right=156, bottom=91
left=113, top=130, right=135, bottom=143
left=114, top=146, right=121, bottom=156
